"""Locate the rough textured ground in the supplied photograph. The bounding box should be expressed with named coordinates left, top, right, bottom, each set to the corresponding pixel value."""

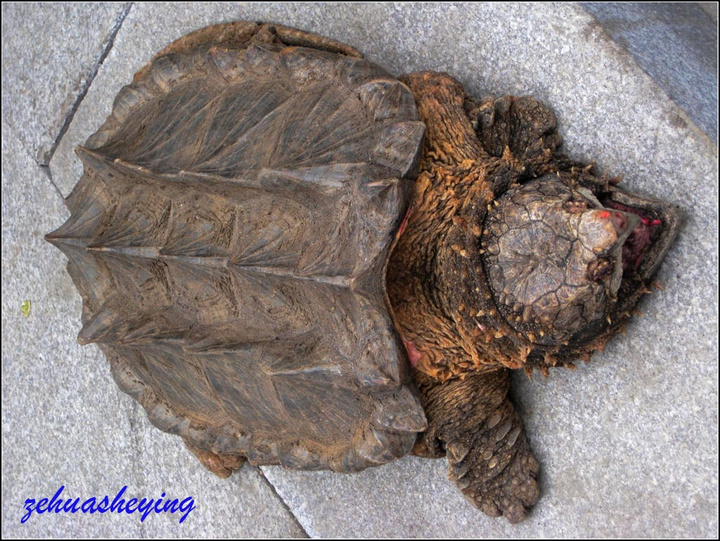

left=583, top=2, right=718, bottom=143
left=2, top=3, right=717, bottom=538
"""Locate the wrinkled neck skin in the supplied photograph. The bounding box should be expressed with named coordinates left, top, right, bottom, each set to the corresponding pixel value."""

left=387, top=72, right=528, bottom=382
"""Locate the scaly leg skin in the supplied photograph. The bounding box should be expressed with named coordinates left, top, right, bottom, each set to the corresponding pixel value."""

left=183, top=438, right=245, bottom=478
left=414, top=370, right=540, bottom=523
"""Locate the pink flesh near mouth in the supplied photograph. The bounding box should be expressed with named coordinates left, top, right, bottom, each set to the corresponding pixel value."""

left=605, top=201, right=662, bottom=271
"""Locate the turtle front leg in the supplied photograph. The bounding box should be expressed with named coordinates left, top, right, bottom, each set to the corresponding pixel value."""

left=464, top=93, right=564, bottom=178
left=414, top=370, right=539, bottom=523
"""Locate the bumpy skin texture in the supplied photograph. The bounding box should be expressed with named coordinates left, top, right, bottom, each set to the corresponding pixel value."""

left=413, top=371, right=539, bottom=523
left=387, top=72, right=680, bottom=522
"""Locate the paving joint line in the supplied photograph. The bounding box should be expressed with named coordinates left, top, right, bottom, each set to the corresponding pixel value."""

left=127, top=399, right=148, bottom=539
left=40, top=2, right=133, bottom=168
left=577, top=4, right=718, bottom=149
left=34, top=160, right=64, bottom=202
left=255, top=466, right=311, bottom=538
left=1, top=115, right=65, bottom=203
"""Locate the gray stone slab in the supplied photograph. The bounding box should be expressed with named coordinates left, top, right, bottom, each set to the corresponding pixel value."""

left=19, top=1, right=719, bottom=538
left=132, top=415, right=307, bottom=538
left=698, top=2, right=718, bottom=24
left=0, top=116, right=306, bottom=537
left=583, top=3, right=718, bottom=143
left=1, top=3, right=129, bottom=165
left=2, top=118, right=140, bottom=537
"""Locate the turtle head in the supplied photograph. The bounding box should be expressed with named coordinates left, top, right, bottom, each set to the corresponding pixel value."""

left=480, top=175, right=680, bottom=363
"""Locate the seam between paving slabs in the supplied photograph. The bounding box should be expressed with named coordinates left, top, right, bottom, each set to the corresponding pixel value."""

left=35, top=5, right=147, bottom=536
left=256, top=467, right=310, bottom=538
left=41, top=2, right=133, bottom=172
left=128, top=400, right=148, bottom=538
left=578, top=4, right=718, bottom=150
left=3, top=121, right=64, bottom=201
left=582, top=2, right=718, bottom=144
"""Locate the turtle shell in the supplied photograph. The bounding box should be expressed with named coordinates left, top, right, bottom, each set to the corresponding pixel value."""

left=47, top=22, right=427, bottom=472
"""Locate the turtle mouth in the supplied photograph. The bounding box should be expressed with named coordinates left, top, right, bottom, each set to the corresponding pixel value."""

left=597, top=186, right=681, bottom=324
left=604, top=200, right=663, bottom=274
left=599, top=187, right=680, bottom=284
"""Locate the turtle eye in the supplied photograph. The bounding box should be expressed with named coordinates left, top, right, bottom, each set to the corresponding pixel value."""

left=587, top=258, right=614, bottom=281
left=480, top=177, right=639, bottom=345
left=562, top=200, right=588, bottom=214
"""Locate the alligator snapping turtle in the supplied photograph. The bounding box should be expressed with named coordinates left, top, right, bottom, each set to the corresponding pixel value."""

left=46, top=21, right=680, bottom=522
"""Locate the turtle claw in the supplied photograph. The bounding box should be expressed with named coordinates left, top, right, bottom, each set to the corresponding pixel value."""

left=449, top=431, right=539, bottom=523
left=467, top=94, right=562, bottom=177
left=413, top=370, right=540, bottom=523
left=445, top=397, right=540, bottom=523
